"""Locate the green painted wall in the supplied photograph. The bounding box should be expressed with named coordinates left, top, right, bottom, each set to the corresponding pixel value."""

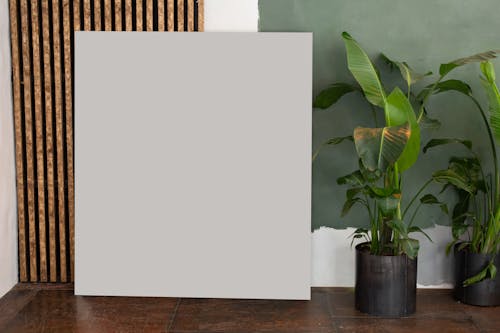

left=259, top=0, right=500, bottom=230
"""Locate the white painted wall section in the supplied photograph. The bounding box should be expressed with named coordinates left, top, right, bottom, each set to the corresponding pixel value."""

left=0, top=0, right=19, bottom=297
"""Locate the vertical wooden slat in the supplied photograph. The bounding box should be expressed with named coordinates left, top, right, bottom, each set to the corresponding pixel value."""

left=124, top=0, right=132, bottom=31
left=146, top=0, right=153, bottom=31
left=83, top=0, right=91, bottom=31
left=52, top=0, right=68, bottom=282
left=9, top=0, right=28, bottom=282
left=187, top=0, right=194, bottom=32
left=94, top=0, right=102, bottom=31
left=135, top=0, right=143, bottom=31
left=177, top=0, right=184, bottom=31
left=20, top=0, right=38, bottom=283
left=104, top=0, right=111, bottom=31
left=114, top=0, right=122, bottom=31
left=198, top=0, right=203, bottom=32
left=158, top=0, right=165, bottom=31
left=167, top=0, right=173, bottom=31
left=41, top=0, right=57, bottom=282
left=62, top=0, right=75, bottom=282
left=73, top=0, right=80, bottom=31
left=31, top=0, right=48, bottom=282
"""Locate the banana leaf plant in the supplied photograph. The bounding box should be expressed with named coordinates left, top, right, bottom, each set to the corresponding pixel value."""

left=424, top=61, right=500, bottom=285
left=313, top=32, right=498, bottom=258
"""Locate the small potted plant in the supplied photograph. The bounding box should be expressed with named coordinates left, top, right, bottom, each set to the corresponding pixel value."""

left=424, top=60, right=500, bottom=306
left=314, top=32, right=497, bottom=316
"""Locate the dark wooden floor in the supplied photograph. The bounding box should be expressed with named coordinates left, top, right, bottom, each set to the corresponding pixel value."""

left=0, top=284, right=498, bottom=332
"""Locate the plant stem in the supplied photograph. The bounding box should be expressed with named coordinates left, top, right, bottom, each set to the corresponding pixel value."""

left=402, top=179, right=433, bottom=219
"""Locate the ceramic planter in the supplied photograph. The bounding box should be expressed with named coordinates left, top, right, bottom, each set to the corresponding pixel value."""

left=355, top=242, right=417, bottom=317
left=454, top=244, right=500, bottom=306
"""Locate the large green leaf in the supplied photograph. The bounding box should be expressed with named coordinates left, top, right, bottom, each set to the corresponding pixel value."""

left=313, top=83, right=358, bottom=109
left=342, top=32, right=386, bottom=107
left=381, top=53, right=432, bottom=85
left=400, top=238, right=420, bottom=258
left=480, top=61, right=500, bottom=145
left=433, top=169, right=475, bottom=194
left=417, top=80, right=472, bottom=100
left=423, top=138, right=472, bottom=153
left=385, top=87, right=420, bottom=172
left=354, top=122, right=411, bottom=172
left=439, top=50, right=498, bottom=77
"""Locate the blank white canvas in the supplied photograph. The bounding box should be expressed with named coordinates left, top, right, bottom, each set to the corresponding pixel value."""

left=74, top=32, right=312, bottom=300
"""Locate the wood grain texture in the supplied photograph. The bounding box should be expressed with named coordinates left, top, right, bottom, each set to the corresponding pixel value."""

left=136, top=0, right=143, bottom=31
left=40, top=0, right=57, bottom=282
left=8, top=0, right=28, bottom=282
left=73, top=0, right=81, bottom=31
left=62, top=0, right=75, bottom=282
left=158, top=0, right=165, bottom=31
left=167, top=0, right=174, bottom=31
left=104, top=0, right=111, bottom=31
left=146, top=0, right=153, bottom=31
left=187, top=0, right=194, bottom=32
left=114, top=0, right=122, bottom=31
left=30, top=0, right=48, bottom=282
left=51, top=0, right=68, bottom=283
left=9, top=0, right=205, bottom=283
left=94, top=0, right=102, bottom=31
left=198, top=0, right=203, bottom=31
left=83, top=0, right=91, bottom=31
left=177, top=0, right=184, bottom=31
left=124, top=0, right=132, bottom=31
left=20, top=0, right=38, bottom=283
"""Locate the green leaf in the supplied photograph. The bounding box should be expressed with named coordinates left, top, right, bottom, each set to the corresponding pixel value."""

left=312, top=135, right=353, bottom=161
left=341, top=197, right=364, bottom=217
left=440, top=203, right=449, bottom=215
left=385, top=87, right=420, bottom=172
left=381, top=53, right=432, bottom=85
left=433, top=169, right=475, bottom=194
left=488, top=262, right=497, bottom=279
left=440, top=50, right=498, bottom=77
left=400, top=238, right=420, bottom=258
left=420, top=194, right=440, bottom=204
left=423, top=138, right=472, bottom=153
left=480, top=61, right=500, bottom=145
left=408, top=226, right=433, bottom=242
left=337, top=170, right=365, bottom=186
left=313, top=83, right=358, bottom=109
left=376, top=192, right=402, bottom=215
left=452, top=222, right=469, bottom=240
left=419, top=113, right=441, bottom=130
left=387, top=218, right=408, bottom=236
left=354, top=122, right=411, bottom=172
left=358, top=159, right=382, bottom=182
left=417, top=80, right=472, bottom=100
left=463, top=265, right=489, bottom=286
left=342, top=32, right=386, bottom=107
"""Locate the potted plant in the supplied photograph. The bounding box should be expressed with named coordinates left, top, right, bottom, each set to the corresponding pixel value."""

left=313, top=32, right=497, bottom=316
left=424, top=60, right=500, bottom=306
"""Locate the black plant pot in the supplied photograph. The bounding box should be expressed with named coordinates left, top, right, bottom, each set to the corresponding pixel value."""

left=454, top=244, right=500, bottom=306
left=355, top=242, right=417, bottom=317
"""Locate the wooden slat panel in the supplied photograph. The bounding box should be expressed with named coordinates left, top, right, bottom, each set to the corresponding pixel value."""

left=135, top=0, right=143, bottom=31
left=104, top=0, right=111, bottom=31
left=73, top=0, right=81, bottom=31
left=124, top=0, right=132, bottom=31
left=94, top=0, right=102, bottom=31
left=30, top=0, right=48, bottom=282
left=146, top=0, right=153, bottom=31
left=158, top=0, right=165, bottom=31
left=167, top=0, right=174, bottom=31
left=115, top=0, right=122, bottom=31
left=20, top=0, right=38, bottom=283
left=83, top=0, right=91, bottom=31
left=187, top=0, right=194, bottom=32
left=52, top=0, right=68, bottom=283
left=177, top=0, right=184, bottom=31
left=41, top=0, right=57, bottom=282
left=9, top=0, right=28, bottom=282
left=198, top=0, right=204, bottom=32
left=62, top=0, right=75, bottom=282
